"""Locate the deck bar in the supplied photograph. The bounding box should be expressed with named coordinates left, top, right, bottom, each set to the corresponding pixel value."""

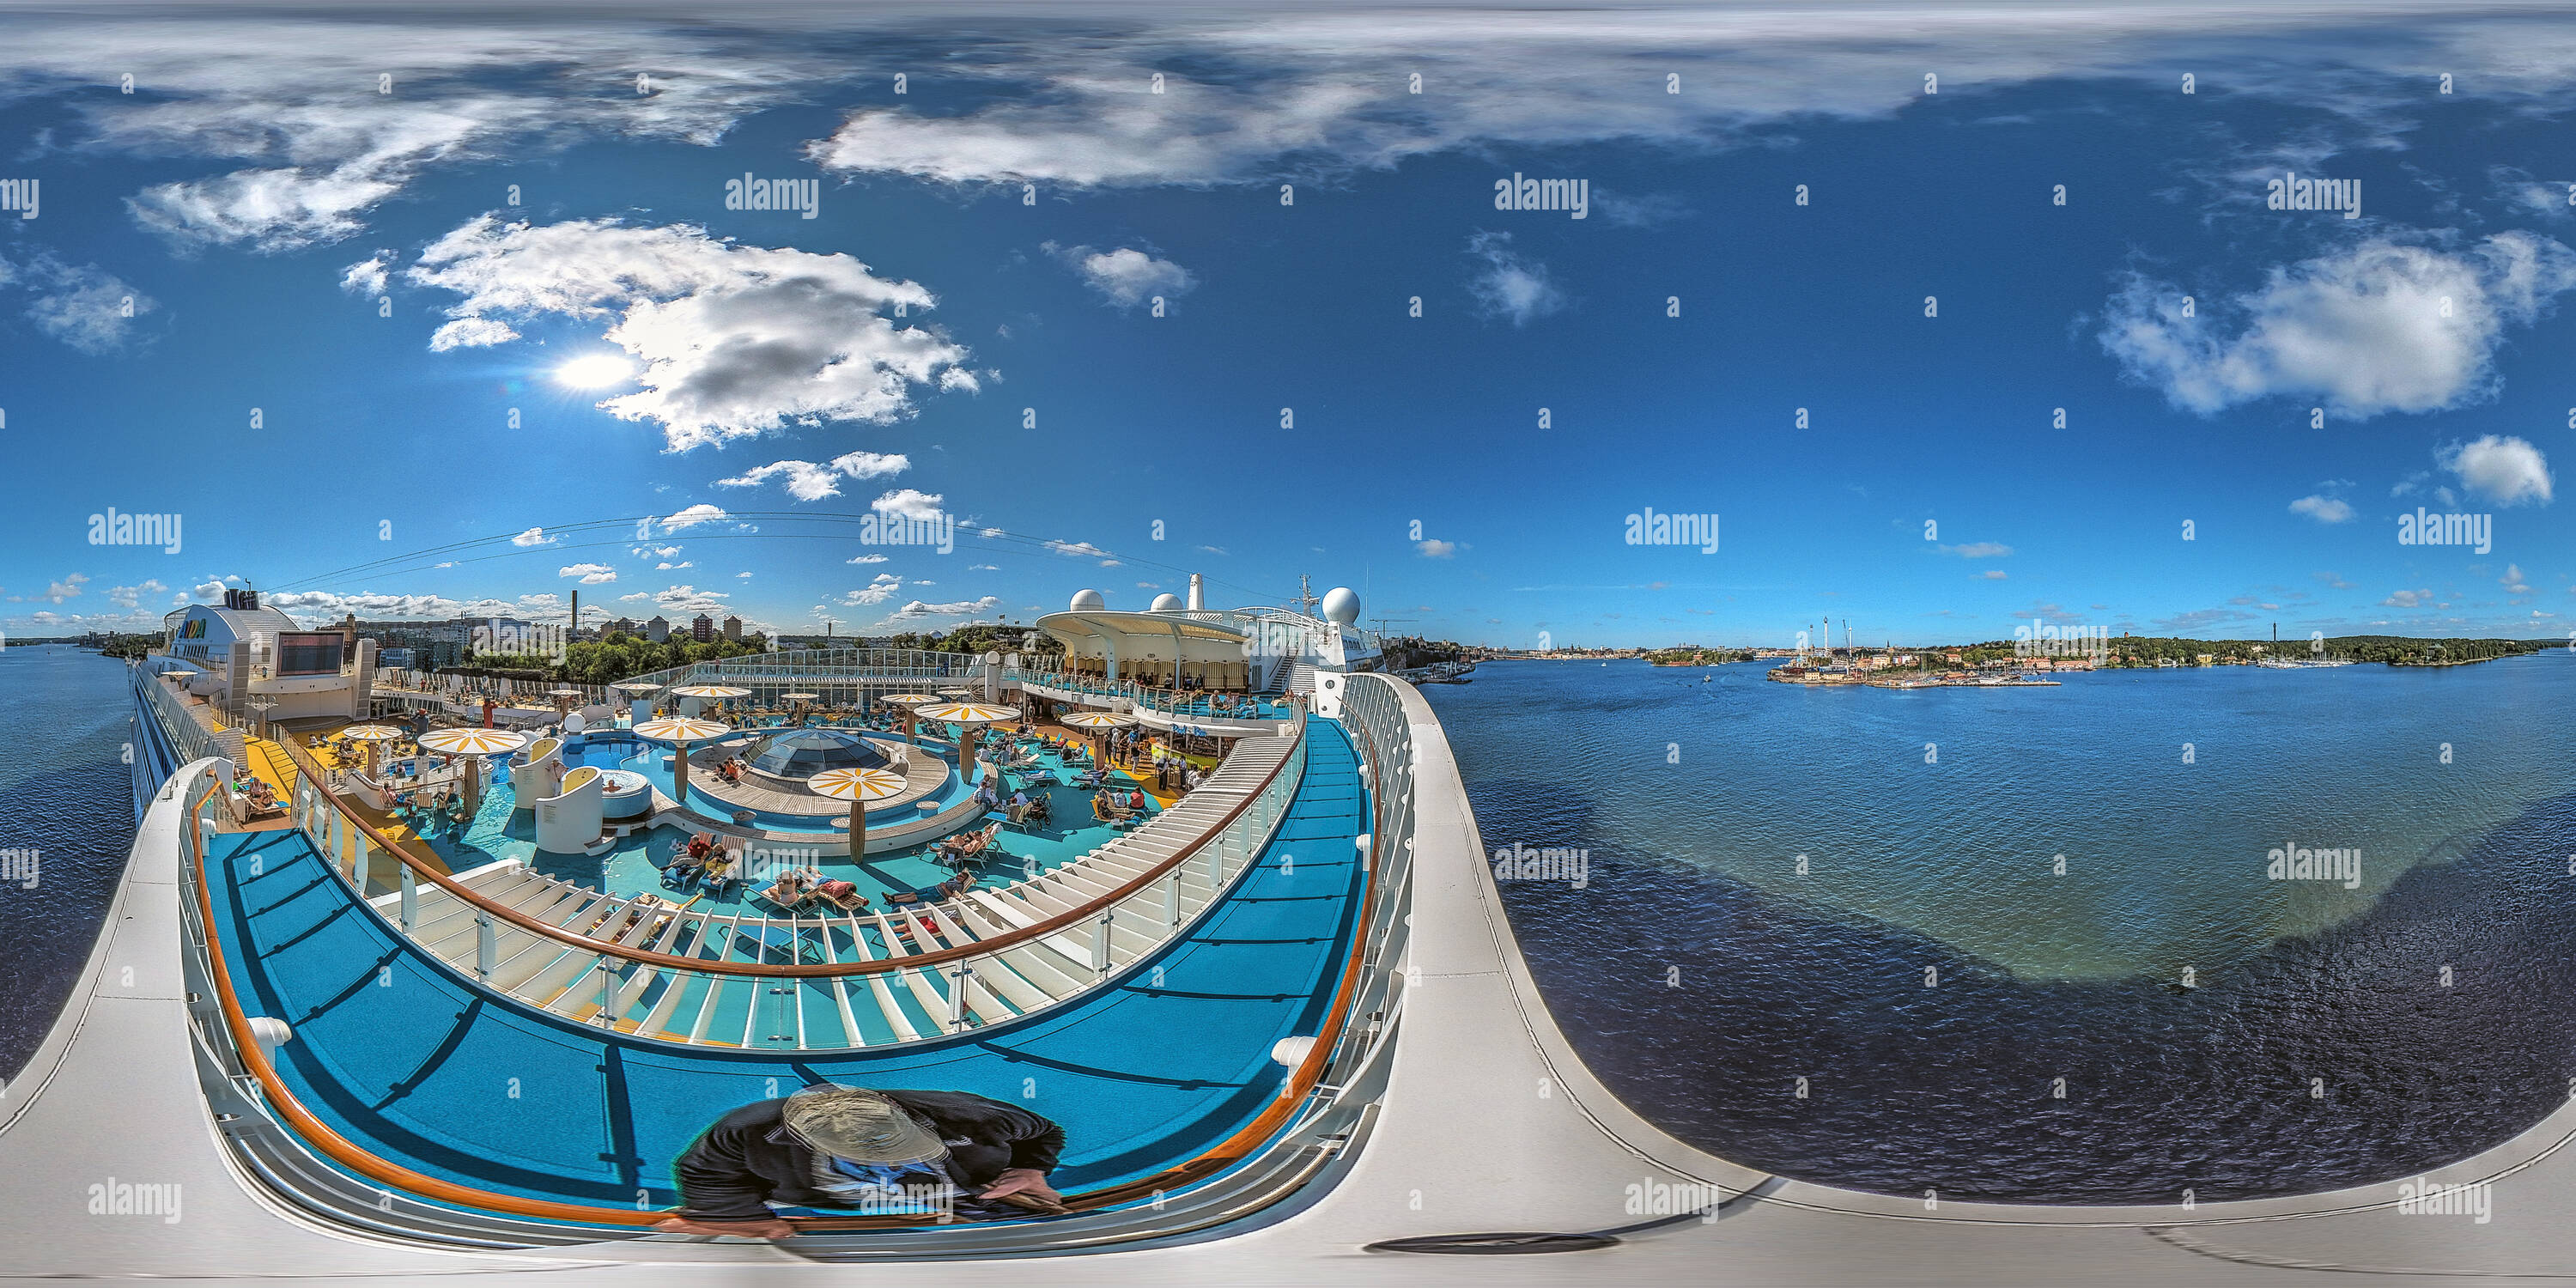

left=946, top=963, right=972, bottom=1030
left=595, top=956, right=613, bottom=1024
left=398, top=866, right=416, bottom=931
left=474, top=914, right=494, bottom=981
left=1164, top=871, right=1182, bottom=927
left=1091, top=911, right=1113, bottom=975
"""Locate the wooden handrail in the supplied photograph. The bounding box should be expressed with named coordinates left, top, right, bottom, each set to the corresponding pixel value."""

left=272, top=711, right=1306, bottom=978
left=179, top=721, right=1383, bottom=1231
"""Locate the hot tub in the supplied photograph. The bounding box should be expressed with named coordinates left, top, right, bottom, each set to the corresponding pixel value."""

left=598, top=769, right=653, bottom=821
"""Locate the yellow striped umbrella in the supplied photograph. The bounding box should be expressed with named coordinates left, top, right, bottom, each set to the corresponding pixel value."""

left=418, top=727, right=529, bottom=756
left=633, top=717, right=732, bottom=803
left=915, top=702, right=1019, bottom=725
left=809, top=766, right=908, bottom=857
left=669, top=683, right=750, bottom=697
left=918, top=703, right=1019, bottom=787
left=1058, top=710, right=1132, bottom=770
left=883, top=693, right=937, bottom=746
left=340, top=724, right=404, bottom=778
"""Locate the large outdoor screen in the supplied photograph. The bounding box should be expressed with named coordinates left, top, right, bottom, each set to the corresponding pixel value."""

left=272, top=632, right=344, bottom=677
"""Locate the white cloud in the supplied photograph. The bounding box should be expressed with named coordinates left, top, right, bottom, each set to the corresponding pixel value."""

left=643, top=584, right=731, bottom=614
left=1463, top=231, right=1564, bottom=326
left=660, top=503, right=730, bottom=532
left=0, top=20, right=847, bottom=253
left=2099, top=232, right=2576, bottom=418
left=632, top=544, right=680, bottom=558
left=844, top=574, right=904, bottom=605
left=1417, top=538, right=1457, bottom=558
left=2288, top=495, right=2356, bottom=523
left=258, top=588, right=593, bottom=622
left=1044, top=538, right=1109, bottom=558
left=39, top=573, right=88, bottom=604
left=104, top=579, right=167, bottom=611
left=1048, top=243, right=1196, bottom=307
left=428, top=317, right=518, bottom=350
left=510, top=526, right=555, bottom=547
left=881, top=595, right=1003, bottom=623
left=716, top=450, right=910, bottom=501
left=1940, top=542, right=2014, bottom=558
left=2503, top=563, right=2533, bottom=593
left=848, top=553, right=889, bottom=564
left=558, top=562, right=617, bottom=583
left=1980, top=569, right=2010, bottom=580
left=736, top=571, right=753, bottom=579
left=2382, top=588, right=2431, bottom=607
left=406, top=216, right=975, bottom=450
left=2438, top=434, right=2554, bottom=506
left=0, top=252, right=158, bottom=354
left=656, top=560, right=693, bottom=569
left=339, top=252, right=392, bottom=297
left=1197, top=544, right=1227, bottom=556
left=872, top=488, right=945, bottom=520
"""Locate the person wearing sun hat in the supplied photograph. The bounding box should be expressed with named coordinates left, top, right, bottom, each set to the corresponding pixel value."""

left=657, top=1084, right=1066, bottom=1238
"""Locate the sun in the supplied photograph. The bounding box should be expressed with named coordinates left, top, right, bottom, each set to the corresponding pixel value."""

left=555, top=354, right=634, bottom=389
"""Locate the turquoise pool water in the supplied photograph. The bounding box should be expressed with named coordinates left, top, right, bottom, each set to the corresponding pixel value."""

left=397, top=741, right=1163, bottom=914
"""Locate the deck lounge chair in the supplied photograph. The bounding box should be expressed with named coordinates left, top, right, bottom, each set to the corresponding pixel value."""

left=756, top=873, right=818, bottom=912
left=813, top=879, right=869, bottom=913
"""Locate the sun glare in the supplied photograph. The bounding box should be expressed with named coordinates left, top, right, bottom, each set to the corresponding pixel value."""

left=555, top=354, right=634, bottom=389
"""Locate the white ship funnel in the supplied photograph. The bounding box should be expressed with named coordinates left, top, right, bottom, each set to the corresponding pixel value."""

left=1188, top=574, right=1205, bottom=611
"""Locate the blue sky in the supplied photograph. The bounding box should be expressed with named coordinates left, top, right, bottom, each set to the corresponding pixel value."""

left=3, top=4, right=2573, bottom=648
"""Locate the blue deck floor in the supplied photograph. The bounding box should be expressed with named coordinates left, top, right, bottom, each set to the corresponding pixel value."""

left=203, top=721, right=1366, bottom=1217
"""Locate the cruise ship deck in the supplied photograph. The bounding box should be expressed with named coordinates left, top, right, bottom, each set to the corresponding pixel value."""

left=190, top=720, right=1366, bottom=1217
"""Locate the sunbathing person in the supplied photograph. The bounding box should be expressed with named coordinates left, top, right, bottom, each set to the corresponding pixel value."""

left=812, top=878, right=868, bottom=912
left=758, top=869, right=820, bottom=909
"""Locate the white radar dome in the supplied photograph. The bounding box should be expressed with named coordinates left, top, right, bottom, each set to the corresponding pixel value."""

left=1150, top=592, right=1183, bottom=612
left=1320, top=586, right=1362, bottom=625
left=1070, top=588, right=1105, bottom=612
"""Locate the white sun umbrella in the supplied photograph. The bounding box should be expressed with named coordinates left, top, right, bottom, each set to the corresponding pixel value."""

left=809, top=766, right=908, bottom=858
left=918, top=702, right=1019, bottom=786
left=633, top=716, right=732, bottom=804
left=419, top=726, right=528, bottom=811
left=1059, top=709, right=1133, bottom=773
left=340, top=724, right=404, bottom=778
left=669, top=681, right=748, bottom=716
left=883, top=693, right=938, bottom=746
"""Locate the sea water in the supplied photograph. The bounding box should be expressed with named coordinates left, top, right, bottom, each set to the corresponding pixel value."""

left=1428, top=655, right=2576, bottom=1202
